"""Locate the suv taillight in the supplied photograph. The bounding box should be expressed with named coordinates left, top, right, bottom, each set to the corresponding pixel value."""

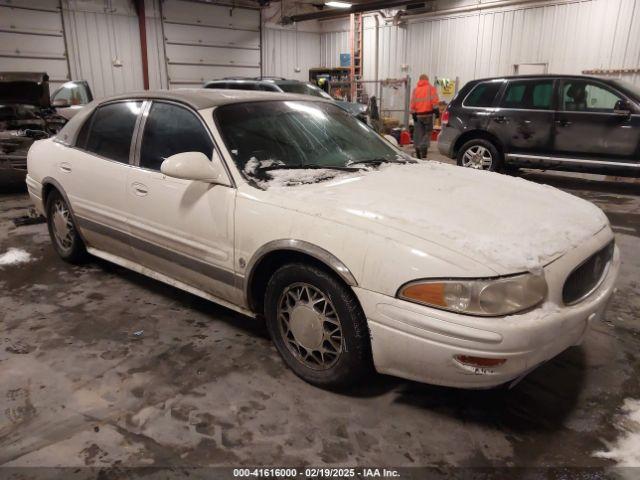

left=441, top=109, right=450, bottom=126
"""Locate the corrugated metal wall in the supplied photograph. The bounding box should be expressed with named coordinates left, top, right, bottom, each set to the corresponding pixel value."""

left=145, top=0, right=168, bottom=90
left=262, top=26, right=320, bottom=81
left=0, top=0, right=69, bottom=91
left=61, top=0, right=144, bottom=99
left=319, top=18, right=350, bottom=69
left=160, top=0, right=261, bottom=88
left=318, top=0, right=640, bottom=90
left=407, top=0, right=640, bottom=87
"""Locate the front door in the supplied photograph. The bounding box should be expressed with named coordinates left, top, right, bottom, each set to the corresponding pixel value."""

left=125, top=101, right=239, bottom=303
left=488, top=78, right=556, bottom=155
left=553, top=79, right=640, bottom=161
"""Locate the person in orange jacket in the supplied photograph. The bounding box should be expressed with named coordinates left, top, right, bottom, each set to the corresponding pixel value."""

left=410, top=74, right=439, bottom=159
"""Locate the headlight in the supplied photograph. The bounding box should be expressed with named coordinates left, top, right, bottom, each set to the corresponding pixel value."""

left=397, top=273, right=547, bottom=316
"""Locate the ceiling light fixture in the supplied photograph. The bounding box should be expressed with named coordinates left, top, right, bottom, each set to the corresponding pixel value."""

left=325, top=1, right=352, bottom=8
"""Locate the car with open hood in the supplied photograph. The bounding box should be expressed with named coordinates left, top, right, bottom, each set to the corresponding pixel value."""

left=25, top=89, right=620, bottom=389
left=0, top=72, right=67, bottom=173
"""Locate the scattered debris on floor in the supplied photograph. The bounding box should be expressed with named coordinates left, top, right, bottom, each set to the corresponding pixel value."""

left=594, top=398, right=640, bottom=466
left=12, top=207, right=45, bottom=227
left=0, top=247, right=32, bottom=266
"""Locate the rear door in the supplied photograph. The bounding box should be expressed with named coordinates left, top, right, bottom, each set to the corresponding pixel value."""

left=489, top=78, right=555, bottom=155
left=125, top=101, right=239, bottom=302
left=553, top=79, right=640, bottom=161
left=65, top=100, right=143, bottom=260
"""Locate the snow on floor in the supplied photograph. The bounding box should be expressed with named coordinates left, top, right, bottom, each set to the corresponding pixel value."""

left=0, top=248, right=32, bottom=267
left=594, top=398, right=640, bottom=466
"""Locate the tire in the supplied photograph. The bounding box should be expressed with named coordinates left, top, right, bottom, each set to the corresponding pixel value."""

left=457, top=138, right=502, bottom=172
left=45, top=189, right=87, bottom=264
left=264, top=263, right=372, bottom=389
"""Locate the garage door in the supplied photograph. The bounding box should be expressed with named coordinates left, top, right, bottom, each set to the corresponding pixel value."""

left=0, top=0, right=69, bottom=91
left=161, top=0, right=261, bottom=88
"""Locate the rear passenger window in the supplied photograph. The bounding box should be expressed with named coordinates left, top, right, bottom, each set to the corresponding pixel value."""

left=464, top=82, right=502, bottom=107
left=84, top=102, right=142, bottom=163
left=500, top=80, right=553, bottom=110
left=139, top=102, right=213, bottom=171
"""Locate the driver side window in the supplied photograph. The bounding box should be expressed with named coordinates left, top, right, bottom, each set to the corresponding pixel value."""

left=139, top=102, right=214, bottom=171
left=561, top=81, right=624, bottom=113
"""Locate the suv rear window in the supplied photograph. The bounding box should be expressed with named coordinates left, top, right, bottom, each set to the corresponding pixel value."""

left=464, top=82, right=502, bottom=107
left=500, top=80, right=554, bottom=110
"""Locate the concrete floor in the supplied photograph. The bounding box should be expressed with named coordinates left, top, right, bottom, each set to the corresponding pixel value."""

left=1, top=156, right=640, bottom=474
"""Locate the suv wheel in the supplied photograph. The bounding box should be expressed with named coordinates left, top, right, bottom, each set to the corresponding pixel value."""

left=264, top=263, right=371, bottom=389
left=46, top=190, right=87, bottom=263
left=457, top=139, right=501, bottom=171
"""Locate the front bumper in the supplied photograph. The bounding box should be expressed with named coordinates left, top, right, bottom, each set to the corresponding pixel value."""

left=355, top=232, right=620, bottom=389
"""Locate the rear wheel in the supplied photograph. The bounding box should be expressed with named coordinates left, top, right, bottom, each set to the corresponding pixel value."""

left=457, top=139, right=501, bottom=172
left=264, top=263, right=371, bottom=389
left=45, top=190, right=87, bottom=263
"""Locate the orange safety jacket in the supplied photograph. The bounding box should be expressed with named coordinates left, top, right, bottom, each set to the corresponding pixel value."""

left=410, top=79, right=439, bottom=114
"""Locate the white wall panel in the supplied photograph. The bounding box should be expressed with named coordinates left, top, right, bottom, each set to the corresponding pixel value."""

left=145, top=0, right=169, bottom=90
left=262, top=27, right=321, bottom=81
left=61, top=0, right=143, bottom=99
left=404, top=0, right=640, bottom=87
left=323, top=0, right=640, bottom=93
left=0, top=0, right=69, bottom=90
left=161, top=0, right=260, bottom=87
left=319, top=18, right=349, bottom=68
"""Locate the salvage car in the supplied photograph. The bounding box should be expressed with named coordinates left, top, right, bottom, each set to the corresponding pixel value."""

left=438, top=74, right=640, bottom=176
left=1, top=72, right=66, bottom=173
left=26, top=89, right=620, bottom=389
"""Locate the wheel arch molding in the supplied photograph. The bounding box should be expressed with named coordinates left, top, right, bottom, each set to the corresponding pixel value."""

left=243, top=239, right=359, bottom=314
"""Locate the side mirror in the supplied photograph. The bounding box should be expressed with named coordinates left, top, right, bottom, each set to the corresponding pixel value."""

left=613, top=99, right=632, bottom=116
left=161, top=151, right=229, bottom=185
left=52, top=98, right=71, bottom=108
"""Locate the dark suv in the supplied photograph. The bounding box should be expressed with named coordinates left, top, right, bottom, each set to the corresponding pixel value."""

left=438, top=75, right=640, bottom=177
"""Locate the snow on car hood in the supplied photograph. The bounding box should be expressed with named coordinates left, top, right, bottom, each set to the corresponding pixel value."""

left=262, top=161, right=609, bottom=272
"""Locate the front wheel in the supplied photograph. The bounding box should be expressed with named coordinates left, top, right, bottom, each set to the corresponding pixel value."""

left=457, top=139, right=501, bottom=172
left=264, top=263, right=372, bottom=389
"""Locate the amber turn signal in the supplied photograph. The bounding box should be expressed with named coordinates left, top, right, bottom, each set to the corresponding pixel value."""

left=400, top=282, right=447, bottom=307
left=454, top=355, right=507, bottom=368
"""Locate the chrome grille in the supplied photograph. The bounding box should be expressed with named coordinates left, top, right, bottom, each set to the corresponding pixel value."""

left=563, top=241, right=614, bottom=305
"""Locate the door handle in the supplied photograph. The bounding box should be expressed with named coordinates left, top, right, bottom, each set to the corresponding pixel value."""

left=131, top=182, right=148, bottom=196
left=59, top=162, right=72, bottom=173
left=555, top=120, right=573, bottom=127
left=492, top=115, right=508, bottom=124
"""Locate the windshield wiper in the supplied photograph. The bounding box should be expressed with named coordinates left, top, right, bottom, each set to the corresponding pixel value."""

left=347, top=157, right=409, bottom=167
left=261, top=164, right=362, bottom=172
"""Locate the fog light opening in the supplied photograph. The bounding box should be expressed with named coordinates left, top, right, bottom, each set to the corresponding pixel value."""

left=454, top=355, right=507, bottom=368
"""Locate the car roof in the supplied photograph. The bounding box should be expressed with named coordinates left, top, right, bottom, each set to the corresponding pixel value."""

left=93, top=88, right=320, bottom=110
left=55, top=88, right=332, bottom=146
left=470, top=74, right=618, bottom=83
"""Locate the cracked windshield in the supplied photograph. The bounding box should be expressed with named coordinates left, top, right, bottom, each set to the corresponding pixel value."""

left=215, top=100, right=411, bottom=187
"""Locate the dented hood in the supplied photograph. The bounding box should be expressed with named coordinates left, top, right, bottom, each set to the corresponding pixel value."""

left=264, top=162, right=609, bottom=273
left=0, top=72, right=51, bottom=107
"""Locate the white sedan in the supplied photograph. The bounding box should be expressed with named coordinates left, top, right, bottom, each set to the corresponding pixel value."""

left=26, top=89, right=620, bottom=389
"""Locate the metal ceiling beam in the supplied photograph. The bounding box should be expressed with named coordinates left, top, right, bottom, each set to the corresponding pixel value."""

left=283, top=0, right=423, bottom=23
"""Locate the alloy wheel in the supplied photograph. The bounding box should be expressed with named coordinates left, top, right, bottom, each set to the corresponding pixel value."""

left=277, top=282, right=343, bottom=370
left=462, top=145, right=493, bottom=170
left=51, top=199, right=75, bottom=253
